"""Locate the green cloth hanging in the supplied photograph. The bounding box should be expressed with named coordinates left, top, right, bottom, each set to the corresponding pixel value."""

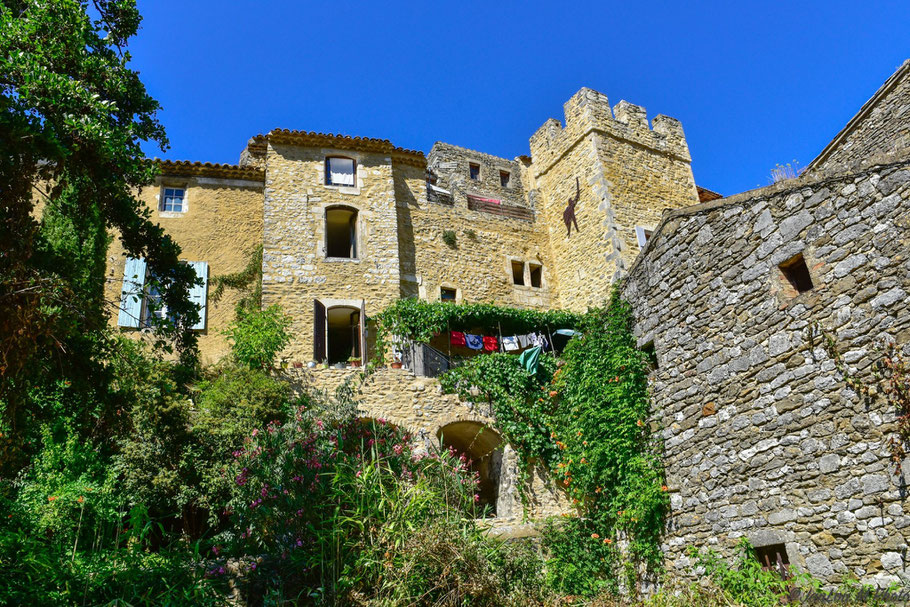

left=519, top=346, right=542, bottom=374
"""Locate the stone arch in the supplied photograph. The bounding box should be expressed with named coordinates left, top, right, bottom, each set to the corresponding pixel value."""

left=437, top=421, right=504, bottom=515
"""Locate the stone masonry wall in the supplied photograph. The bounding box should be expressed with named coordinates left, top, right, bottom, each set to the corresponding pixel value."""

left=813, top=61, right=910, bottom=172
left=622, top=158, right=910, bottom=586
left=106, top=173, right=264, bottom=363
left=283, top=366, right=572, bottom=525
left=529, top=88, right=698, bottom=312
left=261, top=143, right=402, bottom=362
left=395, top=158, right=556, bottom=310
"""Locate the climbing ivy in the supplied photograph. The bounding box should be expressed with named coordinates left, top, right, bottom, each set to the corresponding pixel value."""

left=373, top=298, right=580, bottom=365
left=435, top=288, right=667, bottom=595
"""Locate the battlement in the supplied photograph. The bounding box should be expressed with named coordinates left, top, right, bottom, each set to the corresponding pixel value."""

left=529, top=87, right=691, bottom=176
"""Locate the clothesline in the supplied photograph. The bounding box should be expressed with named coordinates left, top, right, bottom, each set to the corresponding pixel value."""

left=450, top=330, right=551, bottom=353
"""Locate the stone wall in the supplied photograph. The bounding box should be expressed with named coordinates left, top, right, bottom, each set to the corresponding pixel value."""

left=622, top=158, right=910, bottom=586
left=811, top=60, right=910, bottom=172
left=261, top=142, right=403, bottom=362
left=396, top=156, right=556, bottom=310
left=106, top=168, right=264, bottom=363
left=283, top=366, right=572, bottom=525
left=529, top=88, right=698, bottom=312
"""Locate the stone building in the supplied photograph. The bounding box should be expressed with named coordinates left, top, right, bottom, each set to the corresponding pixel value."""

left=106, top=60, right=910, bottom=583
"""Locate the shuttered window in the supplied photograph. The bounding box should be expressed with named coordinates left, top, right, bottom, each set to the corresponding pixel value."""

left=117, top=257, right=208, bottom=331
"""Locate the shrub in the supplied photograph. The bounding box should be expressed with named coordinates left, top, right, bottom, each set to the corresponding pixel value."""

left=223, top=305, right=292, bottom=370
left=442, top=229, right=457, bottom=248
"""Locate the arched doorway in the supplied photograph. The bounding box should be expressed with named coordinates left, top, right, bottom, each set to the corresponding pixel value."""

left=437, top=421, right=503, bottom=516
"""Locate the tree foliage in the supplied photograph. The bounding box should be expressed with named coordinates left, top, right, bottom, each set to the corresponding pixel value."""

left=0, top=0, right=199, bottom=461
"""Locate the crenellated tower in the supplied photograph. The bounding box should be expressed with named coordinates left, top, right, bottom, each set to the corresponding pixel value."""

left=528, top=87, right=698, bottom=311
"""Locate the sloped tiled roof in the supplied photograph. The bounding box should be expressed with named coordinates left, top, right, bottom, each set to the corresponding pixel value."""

left=250, top=130, right=426, bottom=167
left=157, top=159, right=265, bottom=181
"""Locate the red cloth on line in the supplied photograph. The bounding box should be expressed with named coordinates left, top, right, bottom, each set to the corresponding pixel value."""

left=483, top=336, right=498, bottom=352
left=450, top=331, right=466, bottom=346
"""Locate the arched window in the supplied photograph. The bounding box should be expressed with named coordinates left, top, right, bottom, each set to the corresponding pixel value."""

left=325, top=206, right=358, bottom=259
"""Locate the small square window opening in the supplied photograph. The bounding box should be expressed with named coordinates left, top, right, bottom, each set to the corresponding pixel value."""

left=529, top=263, right=542, bottom=288
left=161, top=188, right=185, bottom=213
left=440, top=287, right=457, bottom=302
left=469, top=163, right=481, bottom=181
left=500, top=171, right=510, bottom=187
left=511, top=260, right=525, bottom=286
left=779, top=253, right=814, bottom=293
left=326, top=157, right=356, bottom=187
left=754, top=543, right=790, bottom=577
left=641, top=341, right=658, bottom=370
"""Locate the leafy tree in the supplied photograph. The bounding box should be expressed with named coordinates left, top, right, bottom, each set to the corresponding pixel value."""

left=223, top=305, right=292, bottom=371
left=0, top=0, right=199, bottom=461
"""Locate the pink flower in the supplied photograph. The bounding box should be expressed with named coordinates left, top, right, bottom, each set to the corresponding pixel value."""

left=393, top=444, right=404, bottom=456
left=252, top=428, right=259, bottom=437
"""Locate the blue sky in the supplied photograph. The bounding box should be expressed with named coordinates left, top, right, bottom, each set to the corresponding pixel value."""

left=132, top=1, right=909, bottom=196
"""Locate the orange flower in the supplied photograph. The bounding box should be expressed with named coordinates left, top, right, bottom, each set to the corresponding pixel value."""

left=591, top=533, right=600, bottom=539
left=48, top=496, right=57, bottom=502
left=661, top=485, right=669, bottom=492
left=77, top=496, right=84, bottom=504
left=549, top=390, right=558, bottom=398
left=617, top=510, right=624, bottom=516
left=603, top=538, right=612, bottom=544
left=636, top=420, right=644, bottom=427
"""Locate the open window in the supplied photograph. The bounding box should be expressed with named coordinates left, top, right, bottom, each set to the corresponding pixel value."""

left=440, top=287, right=457, bottom=302
left=511, top=260, right=525, bottom=286
left=500, top=170, right=510, bottom=187
left=529, top=263, right=542, bottom=288
left=635, top=226, right=653, bottom=250
left=469, top=162, right=481, bottom=181
left=325, top=156, right=356, bottom=187
left=117, top=258, right=207, bottom=330
left=779, top=253, right=813, bottom=294
left=325, top=206, right=358, bottom=259
left=313, top=299, right=367, bottom=365
left=754, top=543, right=790, bottom=578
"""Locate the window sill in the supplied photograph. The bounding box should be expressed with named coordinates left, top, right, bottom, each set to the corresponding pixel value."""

left=159, top=211, right=187, bottom=218
left=324, top=256, right=362, bottom=263
left=324, top=184, right=360, bottom=195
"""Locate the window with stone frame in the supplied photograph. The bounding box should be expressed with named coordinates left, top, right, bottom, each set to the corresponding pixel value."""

left=325, top=156, right=356, bottom=187
left=511, top=260, right=525, bottom=286
left=500, top=170, right=511, bottom=187
left=469, top=162, right=481, bottom=181
left=325, top=206, right=358, bottom=258
left=440, top=287, right=457, bottom=302
left=529, top=263, right=543, bottom=288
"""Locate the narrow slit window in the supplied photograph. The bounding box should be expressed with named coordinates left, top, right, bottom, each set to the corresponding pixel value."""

left=779, top=253, right=813, bottom=293
left=511, top=260, right=525, bottom=286
left=440, top=287, right=457, bottom=302
left=326, top=157, right=356, bottom=187
left=529, top=263, right=542, bottom=288
left=500, top=171, right=510, bottom=187
left=469, top=163, right=481, bottom=181
left=641, top=341, right=658, bottom=370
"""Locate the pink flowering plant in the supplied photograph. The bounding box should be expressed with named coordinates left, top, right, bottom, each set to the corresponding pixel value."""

left=224, top=401, right=479, bottom=600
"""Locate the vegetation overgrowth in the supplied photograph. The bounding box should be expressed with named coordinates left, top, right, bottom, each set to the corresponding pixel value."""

left=1, top=2, right=856, bottom=605
left=440, top=288, right=667, bottom=595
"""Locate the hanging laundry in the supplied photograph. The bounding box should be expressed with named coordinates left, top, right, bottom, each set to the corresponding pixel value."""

left=465, top=333, right=483, bottom=350
left=502, top=336, right=520, bottom=351
left=538, top=333, right=550, bottom=351
left=517, top=334, right=531, bottom=348
left=519, top=346, right=542, bottom=374
left=450, top=331, right=466, bottom=347
left=483, top=336, right=498, bottom=352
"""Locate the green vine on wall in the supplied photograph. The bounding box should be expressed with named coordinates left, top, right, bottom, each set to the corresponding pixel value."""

left=372, top=298, right=581, bottom=365
left=435, top=288, right=667, bottom=595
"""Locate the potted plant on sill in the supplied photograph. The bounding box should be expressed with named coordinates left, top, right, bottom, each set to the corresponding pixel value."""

left=390, top=358, right=403, bottom=369
left=348, top=356, right=362, bottom=368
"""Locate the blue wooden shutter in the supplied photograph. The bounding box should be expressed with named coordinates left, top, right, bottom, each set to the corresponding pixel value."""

left=188, top=261, right=208, bottom=330
left=118, top=257, right=147, bottom=328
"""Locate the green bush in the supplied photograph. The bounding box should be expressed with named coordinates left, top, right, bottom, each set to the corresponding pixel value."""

left=222, top=305, right=292, bottom=370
